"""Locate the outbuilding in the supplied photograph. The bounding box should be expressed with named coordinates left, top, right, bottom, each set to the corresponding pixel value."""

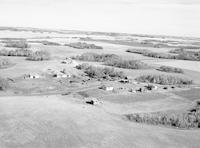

left=99, top=85, right=114, bottom=91
left=25, top=73, right=40, bottom=79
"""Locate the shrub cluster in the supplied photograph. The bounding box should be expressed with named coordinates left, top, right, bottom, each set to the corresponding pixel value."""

left=30, top=40, right=61, bottom=46
left=157, top=66, right=184, bottom=73
left=0, top=78, right=9, bottom=91
left=169, top=48, right=186, bottom=54
left=73, top=53, right=149, bottom=69
left=170, top=48, right=200, bottom=61
left=0, top=49, right=51, bottom=61
left=65, top=42, right=103, bottom=49
left=105, top=58, right=150, bottom=69
left=127, top=48, right=200, bottom=61
left=143, top=52, right=176, bottom=59
left=126, top=49, right=176, bottom=59
left=0, top=49, right=33, bottom=57
left=136, top=74, right=192, bottom=85
left=26, top=50, right=51, bottom=61
left=76, top=63, right=90, bottom=70
left=125, top=101, right=200, bottom=129
left=126, top=49, right=151, bottom=54
left=76, top=64, right=126, bottom=80
left=72, top=52, right=119, bottom=62
left=4, top=40, right=30, bottom=48
left=176, top=51, right=200, bottom=61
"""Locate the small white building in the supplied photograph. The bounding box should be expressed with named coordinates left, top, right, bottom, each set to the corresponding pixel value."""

left=61, top=58, right=73, bottom=64
left=105, top=87, right=114, bottom=91
left=100, top=85, right=114, bottom=91
left=53, top=71, right=71, bottom=78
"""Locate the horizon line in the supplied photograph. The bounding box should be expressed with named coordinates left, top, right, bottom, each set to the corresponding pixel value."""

left=0, top=25, right=199, bottom=39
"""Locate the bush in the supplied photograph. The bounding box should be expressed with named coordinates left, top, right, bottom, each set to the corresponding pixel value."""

left=72, top=52, right=119, bottom=62
left=126, top=49, right=176, bottom=59
left=76, top=64, right=126, bottom=80
left=157, top=66, right=184, bottom=73
left=73, top=53, right=150, bottom=69
left=105, top=58, right=150, bottom=69
left=0, top=49, right=33, bottom=57
left=136, top=74, right=192, bottom=85
left=127, top=48, right=200, bottom=61
left=41, top=41, right=60, bottom=46
left=125, top=100, right=200, bottom=129
left=170, top=48, right=200, bottom=61
left=143, top=52, right=176, bottom=59
left=65, top=42, right=103, bottom=49
left=26, top=50, right=51, bottom=61
left=0, top=78, right=9, bottom=91
left=0, top=58, right=12, bottom=69
left=0, top=49, right=51, bottom=61
left=176, top=51, right=200, bottom=61
left=4, top=40, right=30, bottom=48
left=30, top=40, right=61, bottom=46
left=126, top=49, right=151, bottom=54
left=169, top=48, right=186, bottom=54
left=76, top=63, right=90, bottom=70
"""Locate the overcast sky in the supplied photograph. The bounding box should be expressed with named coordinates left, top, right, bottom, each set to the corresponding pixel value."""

left=0, top=0, right=200, bottom=37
